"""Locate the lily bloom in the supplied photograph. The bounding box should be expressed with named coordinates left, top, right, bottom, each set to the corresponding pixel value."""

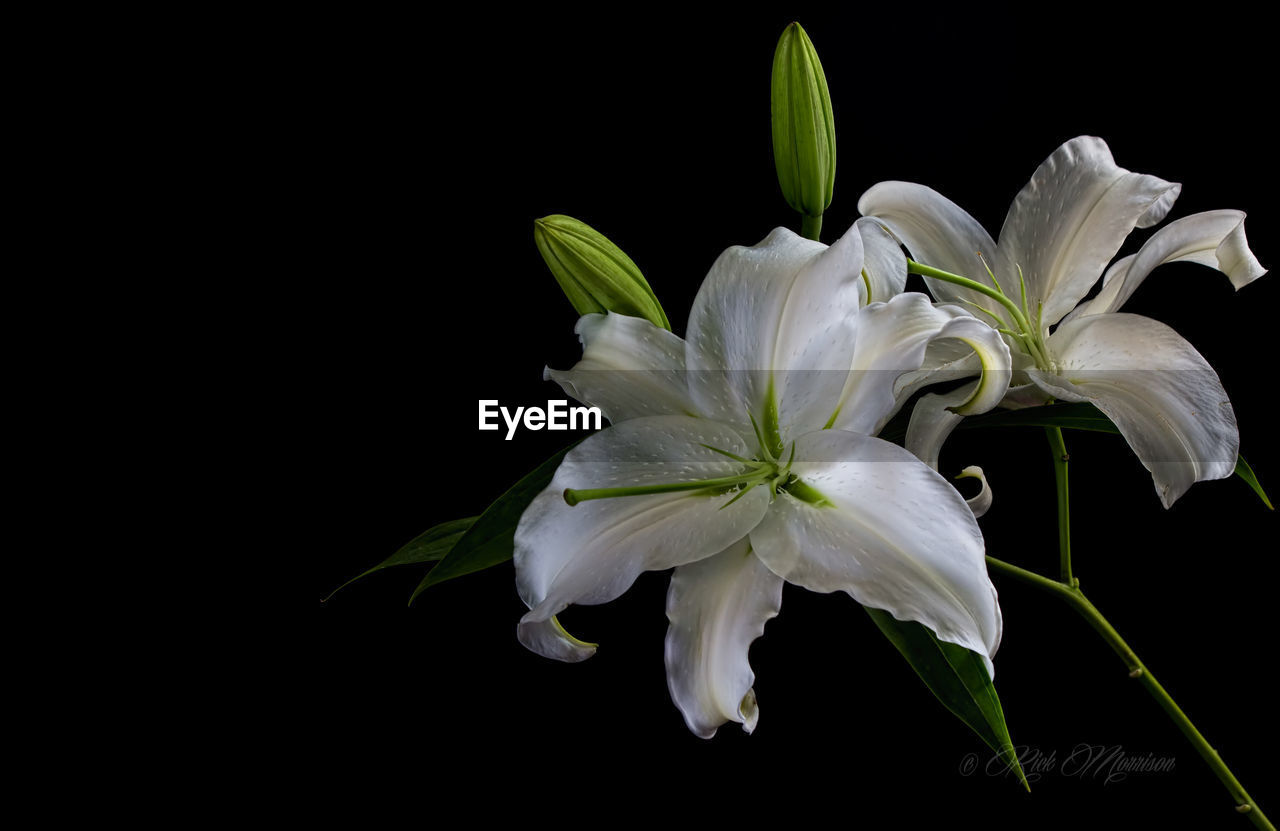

left=859, top=136, right=1267, bottom=507
left=515, top=222, right=1010, bottom=737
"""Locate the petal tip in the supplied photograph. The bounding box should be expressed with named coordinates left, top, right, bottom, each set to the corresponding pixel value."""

left=738, top=688, right=760, bottom=735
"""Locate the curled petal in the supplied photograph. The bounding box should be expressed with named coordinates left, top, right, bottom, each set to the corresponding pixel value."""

left=928, top=311, right=1013, bottom=417
left=749, top=429, right=1002, bottom=676
left=857, top=180, right=1006, bottom=324
left=514, top=416, right=771, bottom=661
left=1032, top=313, right=1238, bottom=508
left=665, top=539, right=783, bottom=739
left=855, top=217, right=908, bottom=304
left=956, top=465, right=992, bottom=518
left=1066, top=210, right=1268, bottom=322
left=993, top=136, right=1181, bottom=329
left=546, top=313, right=698, bottom=423
left=828, top=297, right=1011, bottom=436
left=904, top=381, right=977, bottom=471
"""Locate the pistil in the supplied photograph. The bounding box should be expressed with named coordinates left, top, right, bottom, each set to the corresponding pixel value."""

left=563, top=439, right=828, bottom=507
left=906, top=258, right=1053, bottom=371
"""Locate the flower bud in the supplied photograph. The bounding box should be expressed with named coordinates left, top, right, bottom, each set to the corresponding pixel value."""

left=771, top=22, right=835, bottom=228
left=533, top=215, right=671, bottom=330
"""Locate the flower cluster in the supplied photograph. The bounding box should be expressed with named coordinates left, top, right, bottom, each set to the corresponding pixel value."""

left=514, top=136, right=1266, bottom=739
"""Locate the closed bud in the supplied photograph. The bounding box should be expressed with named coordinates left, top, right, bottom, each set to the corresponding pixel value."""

left=771, top=22, right=835, bottom=228
left=533, top=215, right=671, bottom=330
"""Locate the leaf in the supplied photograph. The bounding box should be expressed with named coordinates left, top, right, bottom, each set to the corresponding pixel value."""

left=956, top=402, right=1271, bottom=508
left=956, top=401, right=1120, bottom=434
left=1235, top=455, right=1274, bottom=510
left=410, top=440, right=581, bottom=602
left=866, top=608, right=1029, bottom=791
left=323, top=517, right=477, bottom=602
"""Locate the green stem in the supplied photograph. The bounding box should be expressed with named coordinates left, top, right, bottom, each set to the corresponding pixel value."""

left=801, top=213, right=822, bottom=241
left=1045, top=426, right=1074, bottom=586
left=984, top=559, right=1273, bottom=828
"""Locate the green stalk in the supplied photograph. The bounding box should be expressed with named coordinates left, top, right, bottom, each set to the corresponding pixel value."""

left=801, top=213, right=823, bottom=241
left=983, top=427, right=1272, bottom=826
left=985, top=476, right=1272, bottom=828
left=1045, top=426, right=1074, bottom=586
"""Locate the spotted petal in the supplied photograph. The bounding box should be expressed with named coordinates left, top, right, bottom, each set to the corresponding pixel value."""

left=1029, top=313, right=1238, bottom=508
left=685, top=225, right=865, bottom=435
left=749, top=429, right=1002, bottom=677
left=994, top=136, right=1181, bottom=330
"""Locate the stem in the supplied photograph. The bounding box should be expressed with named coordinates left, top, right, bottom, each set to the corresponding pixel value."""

left=1045, top=426, right=1074, bottom=585
left=985, top=559, right=1274, bottom=827
left=801, top=213, right=822, bottom=241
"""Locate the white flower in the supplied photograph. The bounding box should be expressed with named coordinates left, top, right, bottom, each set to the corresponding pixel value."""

left=859, top=136, right=1267, bottom=507
left=514, top=222, right=1010, bottom=738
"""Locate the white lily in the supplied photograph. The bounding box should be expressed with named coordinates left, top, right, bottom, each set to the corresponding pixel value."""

left=514, top=222, right=1011, bottom=738
left=859, top=136, right=1267, bottom=508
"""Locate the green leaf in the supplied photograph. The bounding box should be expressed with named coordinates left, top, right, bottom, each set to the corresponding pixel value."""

left=323, top=517, right=477, bottom=602
left=410, top=441, right=581, bottom=602
left=957, top=401, right=1120, bottom=434
left=866, top=608, right=1029, bottom=791
left=957, top=402, right=1271, bottom=508
left=1235, top=455, right=1274, bottom=510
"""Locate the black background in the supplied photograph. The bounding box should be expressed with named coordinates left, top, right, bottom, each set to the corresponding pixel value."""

left=311, top=7, right=1277, bottom=826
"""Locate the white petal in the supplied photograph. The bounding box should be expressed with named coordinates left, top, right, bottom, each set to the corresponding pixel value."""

left=857, top=181, right=1007, bottom=324
left=855, top=217, right=908, bottom=303
left=665, top=539, right=783, bottom=739
left=545, top=312, right=699, bottom=423
left=749, top=429, right=1002, bottom=675
left=904, top=381, right=977, bottom=470
left=993, top=136, right=1181, bottom=329
left=827, top=294, right=948, bottom=435
left=1032, top=313, right=1238, bottom=508
left=514, top=416, right=772, bottom=661
left=829, top=297, right=1011, bottom=436
left=1066, top=210, right=1267, bottom=321
left=685, top=226, right=864, bottom=435
left=956, top=466, right=993, bottom=518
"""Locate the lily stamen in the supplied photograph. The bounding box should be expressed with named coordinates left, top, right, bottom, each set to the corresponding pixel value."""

left=976, top=251, right=1005, bottom=296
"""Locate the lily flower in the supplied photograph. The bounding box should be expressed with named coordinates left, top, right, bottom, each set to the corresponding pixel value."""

left=859, top=136, right=1267, bottom=507
left=514, top=222, right=1011, bottom=737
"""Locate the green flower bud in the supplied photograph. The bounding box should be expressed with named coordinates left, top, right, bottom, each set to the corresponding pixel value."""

left=771, top=22, right=835, bottom=237
left=533, top=215, right=671, bottom=330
